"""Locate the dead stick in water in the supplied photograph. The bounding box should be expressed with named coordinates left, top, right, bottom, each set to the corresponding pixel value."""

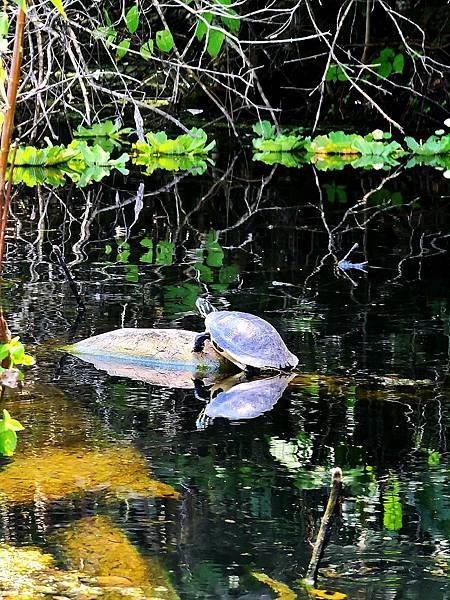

left=304, top=467, right=343, bottom=586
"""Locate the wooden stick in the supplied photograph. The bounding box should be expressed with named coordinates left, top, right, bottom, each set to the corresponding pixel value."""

left=304, top=467, right=343, bottom=586
left=0, top=5, right=27, bottom=191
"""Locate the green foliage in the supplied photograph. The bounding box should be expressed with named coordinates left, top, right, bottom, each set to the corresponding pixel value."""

left=252, top=120, right=276, bottom=140
left=11, top=144, right=79, bottom=166
left=194, top=0, right=240, bottom=58
left=0, top=409, right=24, bottom=457
left=372, top=47, right=405, bottom=78
left=140, top=39, right=154, bottom=59
left=404, top=133, right=450, bottom=155
left=253, top=136, right=304, bottom=153
left=155, top=29, right=174, bottom=53
left=67, top=141, right=129, bottom=187
left=133, top=128, right=215, bottom=157
left=125, top=5, right=139, bottom=34
left=74, top=120, right=132, bottom=151
left=133, top=154, right=210, bottom=176
left=252, top=123, right=450, bottom=172
left=253, top=152, right=304, bottom=169
left=325, top=63, right=347, bottom=82
left=8, top=140, right=129, bottom=187
left=116, top=38, right=131, bottom=60
left=305, top=131, right=404, bottom=157
left=383, top=477, right=403, bottom=531
left=0, top=337, right=35, bottom=368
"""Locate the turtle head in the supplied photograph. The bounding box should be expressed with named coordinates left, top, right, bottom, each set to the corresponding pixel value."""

left=196, top=298, right=217, bottom=317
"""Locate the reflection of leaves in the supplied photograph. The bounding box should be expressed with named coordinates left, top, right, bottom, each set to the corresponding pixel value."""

left=139, top=238, right=154, bottom=263
left=383, top=476, right=403, bottom=531
left=218, top=264, right=239, bottom=284
left=164, top=283, right=200, bottom=316
left=253, top=152, right=304, bottom=168
left=156, top=241, right=174, bottom=266
left=253, top=135, right=304, bottom=153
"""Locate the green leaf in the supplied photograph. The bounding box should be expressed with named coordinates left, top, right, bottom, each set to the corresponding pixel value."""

left=325, top=64, right=337, bottom=82
left=49, top=0, right=67, bottom=18
left=220, top=8, right=240, bottom=34
left=140, top=39, right=154, bottom=60
left=207, top=28, right=225, bottom=58
left=380, top=47, right=395, bottom=60
left=195, top=12, right=213, bottom=41
left=0, top=429, right=18, bottom=456
left=12, top=0, right=27, bottom=12
left=0, top=12, right=9, bottom=37
left=116, top=38, right=131, bottom=60
left=378, top=61, right=392, bottom=78
left=337, top=66, right=347, bottom=81
left=392, top=53, right=404, bottom=73
left=156, top=29, right=174, bottom=53
left=125, top=5, right=139, bottom=34
left=252, top=120, right=276, bottom=140
left=0, top=409, right=24, bottom=432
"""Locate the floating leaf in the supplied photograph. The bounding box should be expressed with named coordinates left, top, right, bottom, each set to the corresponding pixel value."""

left=125, top=5, right=139, bottom=34
left=156, top=29, right=174, bottom=53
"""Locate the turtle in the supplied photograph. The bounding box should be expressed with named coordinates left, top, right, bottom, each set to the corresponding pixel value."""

left=193, top=298, right=299, bottom=374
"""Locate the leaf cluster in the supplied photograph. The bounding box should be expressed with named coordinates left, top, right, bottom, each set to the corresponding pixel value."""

left=8, top=140, right=129, bottom=187
left=194, top=0, right=240, bottom=58
left=133, top=128, right=215, bottom=157
left=0, top=409, right=24, bottom=457
left=74, top=120, right=132, bottom=151
left=252, top=121, right=450, bottom=173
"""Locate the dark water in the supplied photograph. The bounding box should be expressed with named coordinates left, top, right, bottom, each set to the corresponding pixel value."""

left=1, top=158, right=449, bottom=598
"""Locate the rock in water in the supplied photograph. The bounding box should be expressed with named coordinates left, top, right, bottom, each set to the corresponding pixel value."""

left=65, top=328, right=231, bottom=380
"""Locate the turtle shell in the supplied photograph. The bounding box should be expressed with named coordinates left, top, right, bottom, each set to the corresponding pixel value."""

left=205, top=311, right=298, bottom=370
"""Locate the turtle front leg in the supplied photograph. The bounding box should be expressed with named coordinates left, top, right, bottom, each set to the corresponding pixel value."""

left=193, top=331, right=211, bottom=353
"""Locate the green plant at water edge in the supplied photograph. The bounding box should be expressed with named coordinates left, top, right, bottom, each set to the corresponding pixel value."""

left=7, top=141, right=129, bottom=187
left=66, top=141, right=129, bottom=187
left=252, top=121, right=304, bottom=153
left=0, top=336, right=35, bottom=382
left=404, top=133, right=450, bottom=155
left=0, top=409, right=24, bottom=456
left=371, top=47, right=405, bottom=79
left=305, top=131, right=404, bottom=157
left=74, top=120, right=133, bottom=152
left=133, top=128, right=215, bottom=156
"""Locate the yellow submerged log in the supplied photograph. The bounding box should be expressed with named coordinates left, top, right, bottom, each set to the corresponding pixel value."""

left=0, top=445, right=179, bottom=504
left=59, top=515, right=180, bottom=599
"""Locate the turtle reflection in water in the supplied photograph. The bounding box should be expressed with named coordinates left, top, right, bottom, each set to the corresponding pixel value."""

left=195, top=373, right=294, bottom=429
left=193, top=298, right=298, bottom=374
